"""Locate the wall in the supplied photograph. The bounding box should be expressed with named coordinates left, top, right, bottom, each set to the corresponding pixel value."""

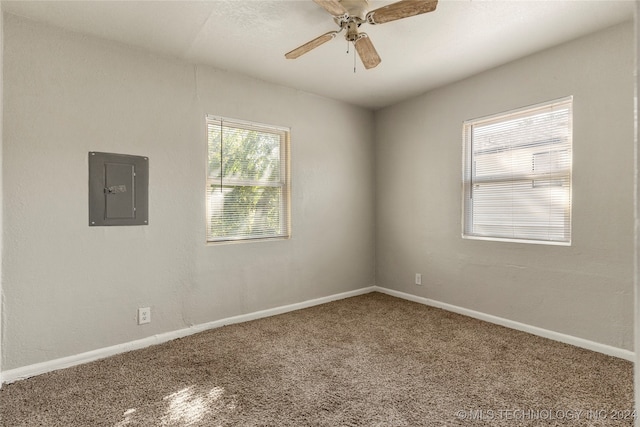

left=635, top=3, right=639, bottom=425
left=1, top=14, right=375, bottom=370
left=375, top=22, right=635, bottom=350
left=0, top=1, right=4, bottom=386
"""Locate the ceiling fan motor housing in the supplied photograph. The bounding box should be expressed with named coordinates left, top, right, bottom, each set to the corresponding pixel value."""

left=346, top=21, right=360, bottom=41
left=339, top=0, right=370, bottom=20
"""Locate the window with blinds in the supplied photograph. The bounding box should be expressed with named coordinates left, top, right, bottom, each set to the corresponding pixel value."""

left=206, top=116, right=290, bottom=243
left=462, top=97, right=572, bottom=245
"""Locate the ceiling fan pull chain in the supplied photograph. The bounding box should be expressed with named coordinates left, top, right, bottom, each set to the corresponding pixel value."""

left=353, top=45, right=357, bottom=74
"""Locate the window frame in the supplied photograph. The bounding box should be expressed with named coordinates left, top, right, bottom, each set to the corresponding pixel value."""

left=461, top=97, right=573, bottom=246
left=205, top=115, right=291, bottom=244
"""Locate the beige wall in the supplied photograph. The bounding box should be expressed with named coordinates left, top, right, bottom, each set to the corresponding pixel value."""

left=0, top=1, right=3, bottom=385
left=635, top=3, right=639, bottom=425
left=375, top=22, right=635, bottom=350
left=1, top=12, right=635, bottom=374
left=1, top=14, right=375, bottom=370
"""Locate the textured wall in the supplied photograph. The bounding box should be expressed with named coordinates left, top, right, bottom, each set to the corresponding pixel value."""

left=2, top=14, right=375, bottom=370
left=635, top=3, right=639, bottom=424
left=2, top=12, right=635, bottom=374
left=375, top=22, right=635, bottom=350
left=0, top=2, right=4, bottom=384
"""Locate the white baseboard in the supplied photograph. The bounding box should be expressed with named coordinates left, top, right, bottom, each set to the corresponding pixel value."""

left=3, top=284, right=632, bottom=384
left=2, top=286, right=375, bottom=384
left=373, top=286, right=635, bottom=362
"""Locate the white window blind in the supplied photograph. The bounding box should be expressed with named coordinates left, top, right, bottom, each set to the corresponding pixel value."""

left=462, top=97, right=572, bottom=245
left=206, top=115, right=290, bottom=243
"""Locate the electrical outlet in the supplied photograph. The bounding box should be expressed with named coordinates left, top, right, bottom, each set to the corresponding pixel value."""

left=138, top=307, right=151, bottom=325
left=415, top=273, right=422, bottom=285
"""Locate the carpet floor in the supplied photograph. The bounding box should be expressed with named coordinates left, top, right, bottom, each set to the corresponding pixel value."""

left=0, top=292, right=634, bottom=426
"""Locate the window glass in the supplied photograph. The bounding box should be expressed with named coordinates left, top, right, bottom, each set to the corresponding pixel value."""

left=462, top=97, right=572, bottom=245
left=206, top=116, right=290, bottom=243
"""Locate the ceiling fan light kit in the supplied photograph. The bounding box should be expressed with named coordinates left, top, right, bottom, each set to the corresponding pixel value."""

left=285, top=0, right=438, bottom=70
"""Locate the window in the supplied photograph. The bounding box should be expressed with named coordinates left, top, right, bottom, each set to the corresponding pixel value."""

left=206, top=116, right=290, bottom=243
left=462, top=97, right=572, bottom=245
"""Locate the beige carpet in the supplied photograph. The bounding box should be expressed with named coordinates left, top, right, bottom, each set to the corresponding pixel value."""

left=0, top=292, right=634, bottom=426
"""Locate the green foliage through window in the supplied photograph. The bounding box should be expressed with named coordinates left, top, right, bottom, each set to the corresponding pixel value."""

left=206, top=116, right=290, bottom=242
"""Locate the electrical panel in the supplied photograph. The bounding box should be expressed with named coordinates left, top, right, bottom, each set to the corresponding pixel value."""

left=89, top=152, right=149, bottom=226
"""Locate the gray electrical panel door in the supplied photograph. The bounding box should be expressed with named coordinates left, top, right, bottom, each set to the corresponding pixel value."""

left=89, top=152, right=149, bottom=226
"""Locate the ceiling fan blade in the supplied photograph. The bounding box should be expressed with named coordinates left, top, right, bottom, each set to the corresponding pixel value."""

left=354, top=34, right=381, bottom=69
left=366, top=0, right=438, bottom=25
left=285, top=31, right=338, bottom=59
left=313, top=0, right=348, bottom=17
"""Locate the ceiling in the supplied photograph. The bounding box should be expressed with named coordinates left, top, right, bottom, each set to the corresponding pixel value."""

left=2, top=0, right=635, bottom=110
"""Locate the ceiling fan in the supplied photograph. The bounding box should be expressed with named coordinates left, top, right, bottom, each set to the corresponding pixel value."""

left=285, top=0, right=438, bottom=70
